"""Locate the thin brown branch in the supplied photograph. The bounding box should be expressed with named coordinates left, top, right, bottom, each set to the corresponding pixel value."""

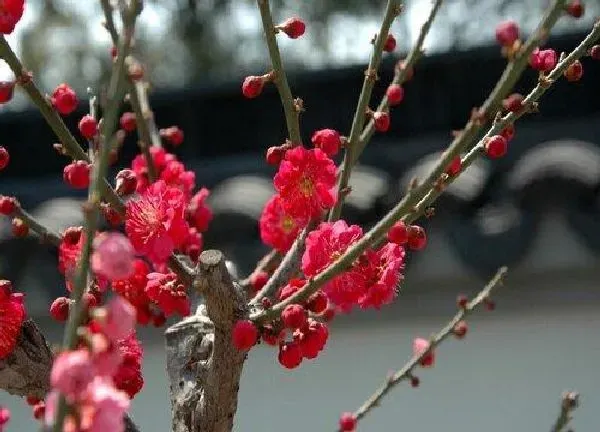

left=329, top=0, right=401, bottom=221
left=100, top=0, right=159, bottom=181
left=2, top=200, right=62, bottom=246
left=53, top=2, right=140, bottom=429
left=250, top=0, right=568, bottom=325
left=256, top=0, right=302, bottom=145
left=404, top=19, right=600, bottom=228
left=356, top=0, right=444, bottom=162
left=344, top=267, right=508, bottom=429
left=0, top=38, right=123, bottom=214
left=239, top=250, right=282, bottom=290
left=0, top=19, right=194, bottom=286
left=250, top=224, right=311, bottom=306
left=550, top=391, right=579, bottom=432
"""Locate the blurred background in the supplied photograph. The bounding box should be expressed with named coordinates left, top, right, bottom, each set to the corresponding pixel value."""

left=1, top=0, right=600, bottom=431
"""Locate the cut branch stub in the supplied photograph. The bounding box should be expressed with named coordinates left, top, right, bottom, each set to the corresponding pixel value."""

left=0, top=319, right=53, bottom=399
left=166, top=249, right=249, bottom=432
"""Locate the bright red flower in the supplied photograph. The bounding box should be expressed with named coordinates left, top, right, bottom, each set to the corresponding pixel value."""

left=145, top=271, right=190, bottom=317
left=125, top=180, right=189, bottom=264
left=180, top=227, right=204, bottom=262
left=274, top=146, right=337, bottom=219
left=113, top=333, right=144, bottom=399
left=187, top=187, right=213, bottom=232
left=357, top=243, right=405, bottom=310
left=159, top=160, right=196, bottom=198
left=259, top=194, right=308, bottom=252
left=302, top=220, right=366, bottom=311
left=0, top=280, right=25, bottom=359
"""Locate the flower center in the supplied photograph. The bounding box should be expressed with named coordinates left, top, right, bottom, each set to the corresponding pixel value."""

left=299, top=176, right=314, bottom=197
left=280, top=216, right=296, bottom=234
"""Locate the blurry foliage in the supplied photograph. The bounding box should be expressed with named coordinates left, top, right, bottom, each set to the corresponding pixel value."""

left=10, top=0, right=600, bottom=94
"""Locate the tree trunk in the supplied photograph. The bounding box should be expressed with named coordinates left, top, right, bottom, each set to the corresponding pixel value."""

left=166, top=249, right=249, bottom=432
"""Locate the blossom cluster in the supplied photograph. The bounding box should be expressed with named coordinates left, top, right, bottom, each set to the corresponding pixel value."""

left=41, top=297, right=140, bottom=432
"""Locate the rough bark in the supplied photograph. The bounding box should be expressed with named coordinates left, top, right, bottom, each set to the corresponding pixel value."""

left=0, top=319, right=53, bottom=399
left=166, top=249, right=249, bottom=432
left=0, top=319, right=140, bottom=432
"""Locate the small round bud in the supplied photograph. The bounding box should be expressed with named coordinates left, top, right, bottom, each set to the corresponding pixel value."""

left=277, top=17, right=305, bottom=39
left=78, top=115, right=98, bottom=139
left=63, top=161, right=91, bottom=189
left=12, top=217, right=29, bottom=238
left=232, top=320, right=258, bottom=351
left=250, top=271, right=269, bottom=291
left=307, top=290, right=328, bottom=314
left=453, top=320, right=468, bottom=339
left=266, top=146, right=285, bottom=166
left=281, top=304, right=308, bottom=330
left=119, top=112, right=137, bottom=132
left=387, top=221, right=408, bottom=245
left=446, top=155, right=461, bottom=177
left=278, top=341, right=303, bottom=369
left=566, top=0, right=584, bottom=18
left=373, top=111, right=390, bottom=132
left=339, top=412, right=357, bottom=431
left=500, top=124, right=515, bottom=141
left=32, top=402, right=45, bottom=420
left=495, top=20, right=519, bottom=47
left=590, top=45, right=600, bottom=60
left=386, top=84, right=405, bottom=106
left=0, top=146, right=9, bottom=171
left=383, top=34, right=396, bottom=52
left=564, top=60, right=583, bottom=82
left=407, top=225, right=427, bottom=251
left=242, top=75, right=265, bottom=99
left=160, top=126, right=184, bottom=146
left=484, top=135, right=508, bottom=159
left=311, top=129, right=341, bottom=156
left=0, top=81, right=15, bottom=104
left=502, top=93, right=524, bottom=113
left=51, top=83, right=78, bottom=115
left=410, top=375, right=420, bottom=388
left=115, top=169, right=137, bottom=196
left=50, top=297, right=71, bottom=322
left=0, top=195, right=16, bottom=215
left=456, top=294, right=468, bottom=309
left=484, top=297, right=496, bottom=311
